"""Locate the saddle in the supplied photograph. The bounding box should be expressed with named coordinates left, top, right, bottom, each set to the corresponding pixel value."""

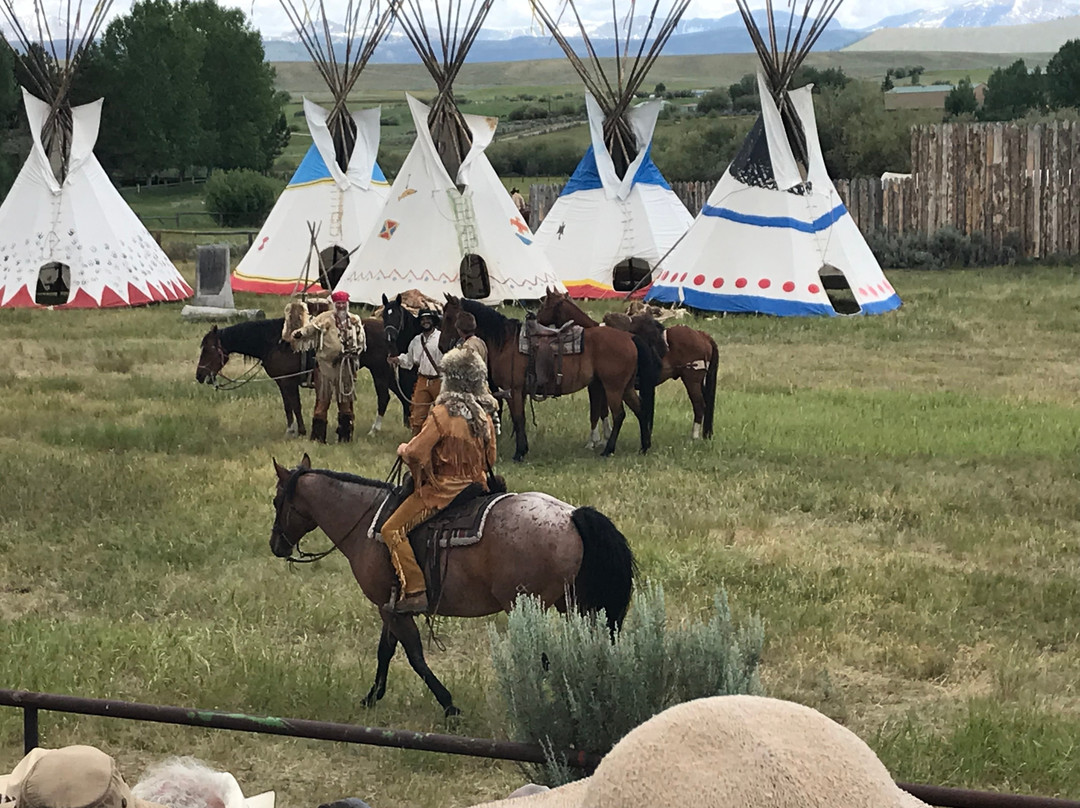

left=518, top=317, right=585, bottom=398
left=369, top=482, right=513, bottom=607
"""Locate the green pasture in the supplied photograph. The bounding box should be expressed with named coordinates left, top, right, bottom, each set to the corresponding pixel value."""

left=1, top=267, right=1079, bottom=804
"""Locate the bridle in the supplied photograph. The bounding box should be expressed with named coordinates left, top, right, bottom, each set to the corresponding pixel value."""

left=198, top=336, right=229, bottom=384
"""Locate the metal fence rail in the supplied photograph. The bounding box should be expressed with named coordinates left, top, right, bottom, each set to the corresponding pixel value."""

left=2, top=688, right=1077, bottom=808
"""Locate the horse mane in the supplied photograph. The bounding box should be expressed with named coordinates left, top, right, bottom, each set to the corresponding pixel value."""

left=285, top=467, right=394, bottom=501
left=461, top=299, right=518, bottom=350
left=215, top=318, right=288, bottom=361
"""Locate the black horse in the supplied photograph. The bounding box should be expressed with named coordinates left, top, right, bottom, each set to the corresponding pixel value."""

left=196, top=318, right=409, bottom=436
left=378, top=293, right=426, bottom=415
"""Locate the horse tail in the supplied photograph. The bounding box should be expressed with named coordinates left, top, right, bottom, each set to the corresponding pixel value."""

left=570, top=506, right=637, bottom=635
left=703, top=335, right=719, bottom=439
left=632, top=334, right=660, bottom=453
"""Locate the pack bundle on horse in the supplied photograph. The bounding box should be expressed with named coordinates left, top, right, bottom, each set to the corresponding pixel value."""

left=536, top=290, right=719, bottom=440
left=439, top=295, right=659, bottom=461
left=195, top=318, right=408, bottom=436
left=270, top=454, right=636, bottom=715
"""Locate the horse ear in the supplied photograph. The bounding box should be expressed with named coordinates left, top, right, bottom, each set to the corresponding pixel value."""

left=394, top=293, right=402, bottom=304
left=300, top=453, right=312, bottom=469
left=273, top=458, right=289, bottom=482
left=382, top=293, right=389, bottom=306
left=211, top=324, right=218, bottom=332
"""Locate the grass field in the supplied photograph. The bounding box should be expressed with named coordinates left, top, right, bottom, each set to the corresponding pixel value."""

left=1, top=267, right=1079, bottom=805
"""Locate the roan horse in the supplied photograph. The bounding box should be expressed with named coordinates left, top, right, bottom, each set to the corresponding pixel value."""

left=269, top=454, right=636, bottom=715
left=439, top=295, right=660, bottom=461
left=536, top=291, right=719, bottom=440
left=196, top=318, right=409, bottom=436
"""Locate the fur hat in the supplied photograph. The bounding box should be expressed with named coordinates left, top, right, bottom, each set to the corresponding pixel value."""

left=440, top=347, right=488, bottom=396
left=466, top=696, right=930, bottom=808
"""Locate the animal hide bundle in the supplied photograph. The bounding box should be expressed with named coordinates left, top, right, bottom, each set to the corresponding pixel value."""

left=283, top=300, right=319, bottom=352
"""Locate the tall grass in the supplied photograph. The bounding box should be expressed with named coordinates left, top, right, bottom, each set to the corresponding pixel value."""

left=0, top=267, right=1079, bottom=805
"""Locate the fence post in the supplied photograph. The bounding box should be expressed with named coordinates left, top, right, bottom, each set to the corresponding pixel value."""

left=23, top=706, right=39, bottom=753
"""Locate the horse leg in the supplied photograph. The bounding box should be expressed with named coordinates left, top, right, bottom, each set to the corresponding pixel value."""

left=363, top=619, right=400, bottom=707
left=600, top=380, right=628, bottom=457
left=280, top=381, right=301, bottom=437
left=369, top=366, right=391, bottom=435
left=681, top=370, right=707, bottom=440
left=510, top=388, right=529, bottom=462
left=386, top=613, right=460, bottom=717
left=586, top=379, right=605, bottom=449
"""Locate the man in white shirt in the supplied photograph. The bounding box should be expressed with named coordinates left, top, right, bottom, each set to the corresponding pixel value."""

left=389, top=308, right=444, bottom=434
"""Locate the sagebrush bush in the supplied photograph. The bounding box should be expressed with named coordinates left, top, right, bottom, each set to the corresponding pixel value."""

left=204, top=169, right=282, bottom=227
left=489, top=583, right=764, bottom=786
left=867, top=226, right=1023, bottom=269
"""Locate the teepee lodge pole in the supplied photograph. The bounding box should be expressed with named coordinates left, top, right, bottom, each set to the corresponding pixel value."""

left=0, top=0, right=114, bottom=184
left=528, top=0, right=691, bottom=180
left=277, top=0, right=394, bottom=174
left=392, top=0, right=493, bottom=182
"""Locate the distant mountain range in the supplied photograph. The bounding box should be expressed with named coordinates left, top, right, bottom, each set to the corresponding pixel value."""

left=870, top=0, right=1080, bottom=29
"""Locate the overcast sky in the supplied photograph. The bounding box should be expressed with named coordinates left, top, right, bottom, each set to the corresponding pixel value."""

left=5, top=0, right=937, bottom=40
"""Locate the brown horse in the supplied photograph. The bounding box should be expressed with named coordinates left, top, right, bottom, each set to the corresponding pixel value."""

left=536, top=291, right=719, bottom=440
left=196, top=318, right=409, bottom=436
left=269, top=454, right=636, bottom=715
left=438, top=295, right=659, bottom=461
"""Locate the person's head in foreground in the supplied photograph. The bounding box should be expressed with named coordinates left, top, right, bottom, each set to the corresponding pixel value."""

left=0, top=745, right=167, bottom=808
left=470, top=695, right=929, bottom=808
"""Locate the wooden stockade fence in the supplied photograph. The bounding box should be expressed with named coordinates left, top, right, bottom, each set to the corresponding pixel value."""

left=528, top=122, right=1080, bottom=260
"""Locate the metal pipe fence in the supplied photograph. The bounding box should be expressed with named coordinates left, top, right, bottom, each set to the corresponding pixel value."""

left=2, top=688, right=1078, bottom=808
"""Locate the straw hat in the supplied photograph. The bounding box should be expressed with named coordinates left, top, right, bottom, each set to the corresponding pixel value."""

left=469, top=696, right=930, bottom=808
left=0, top=746, right=168, bottom=808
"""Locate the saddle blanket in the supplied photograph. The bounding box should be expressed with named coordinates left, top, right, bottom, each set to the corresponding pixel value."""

left=368, top=488, right=513, bottom=549
left=518, top=320, right=584, bottom=356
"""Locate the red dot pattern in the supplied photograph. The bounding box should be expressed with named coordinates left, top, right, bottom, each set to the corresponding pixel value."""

left=655, top=274, right=894, bottom=299
left=693, top=274, right=705, bottom=286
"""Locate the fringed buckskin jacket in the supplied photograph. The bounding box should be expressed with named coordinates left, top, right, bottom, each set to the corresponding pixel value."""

left=293, top=309, right=365, bottom=367
left=400, top=404, right=497, bottom=510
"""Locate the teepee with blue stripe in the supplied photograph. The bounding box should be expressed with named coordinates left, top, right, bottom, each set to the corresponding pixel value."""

left=530, top=1, right=693, bottom=299
left=232, top=0, right=393, bottom=295
left=646, top=0, right=900, bottom=317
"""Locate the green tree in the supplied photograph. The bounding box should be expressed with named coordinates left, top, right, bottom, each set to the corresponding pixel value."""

left=204, top=169, right=282, bottom=226
left=728, top=73, right=757, bottom=104
left=0, top=45, right=19, bottom=127
left=882, top=70, right=894, bottom=92
left=980, top=59, right=1044, bottom=120
left=814, top=80, right=912, bottom=177
left=86, top=0, right=208, bottom=178
left=945, top=77, right=979, bottom=118
left=793, top=65, right=850, bottom=93
left=179, top=0, right=289, bottom=171
left=1046, top=39, right=1080, bottom=109
left=695, top=87, right=729, bottom=115
left=654, top=81, right=667, bottom=95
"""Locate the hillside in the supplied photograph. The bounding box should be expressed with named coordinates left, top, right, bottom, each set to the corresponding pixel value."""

left=272, top=50, right=1041, bottom=100
left=846, top=14, right=1080, bottom=52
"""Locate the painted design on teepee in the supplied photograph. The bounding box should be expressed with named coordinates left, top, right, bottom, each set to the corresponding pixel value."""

left=0, top=0, right=190, bottom=310
left=528, top=1, right=694, bottom=300
left=645, top=0, right=900, bottom=318
left=332, top=1, right=563, bottom=305
left=231, top=0, right=395, bottom=296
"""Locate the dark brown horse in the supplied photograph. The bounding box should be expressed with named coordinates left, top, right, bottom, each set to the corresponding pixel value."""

left=196, top=318, right=409, bottom=436
left=438, top=295, right=659, bottom=461
left=536, top=291, right=719, bottom=440
left=269, top=454, right=636, bottom=715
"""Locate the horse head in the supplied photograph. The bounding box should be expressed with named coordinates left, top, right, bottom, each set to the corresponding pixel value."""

left=270, top=454, right=318, bottom=558
left=439, top=294, right=462, bottom=352
left=380, top=293, right=412, bottom=350
left=196, top=325, right=228, bottom=384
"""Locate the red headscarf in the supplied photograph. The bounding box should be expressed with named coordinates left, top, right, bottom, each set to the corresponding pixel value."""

left=330, top=291, right=350, bottom=303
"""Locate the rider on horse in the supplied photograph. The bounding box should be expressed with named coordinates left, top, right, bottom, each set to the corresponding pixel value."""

left=291, top=290, right=366, bottom=444
left=381, top=347, right=498, bottom=615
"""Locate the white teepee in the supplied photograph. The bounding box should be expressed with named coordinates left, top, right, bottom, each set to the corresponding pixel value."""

left=231, top=0, right=394, bottom=295
left=0, top=0, right=191, bottom=308
left=529, top=1, right=692, bottom=299
left=646, top=0, right=900, bottom=317
left=334, top=0, right=563, bottom=305
left=232, top=100, right=390, bottom=294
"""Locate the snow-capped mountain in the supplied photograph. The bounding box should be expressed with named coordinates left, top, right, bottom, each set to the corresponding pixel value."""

left=869, top=0, right=1080, bottom=29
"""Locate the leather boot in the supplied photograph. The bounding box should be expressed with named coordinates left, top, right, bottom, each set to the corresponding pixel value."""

left=336, top=412, right=354, bottom=443
left=310, top=417, right=328, bottom=444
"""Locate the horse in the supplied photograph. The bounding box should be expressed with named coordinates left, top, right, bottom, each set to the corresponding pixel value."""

left=195, top=318, right=409, bottom=436
left=269, top=454, right=636, bottom=716
left=378, top=293, right=423, bottom=419
left=536, top=290, right=719, bottom=440
left=439, top=295, right=659, bottom=461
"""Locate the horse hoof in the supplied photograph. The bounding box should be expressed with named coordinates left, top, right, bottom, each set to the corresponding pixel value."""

left=444, top=705, right=462, bottom=718
left=512, top=454, right=525, bottom=463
